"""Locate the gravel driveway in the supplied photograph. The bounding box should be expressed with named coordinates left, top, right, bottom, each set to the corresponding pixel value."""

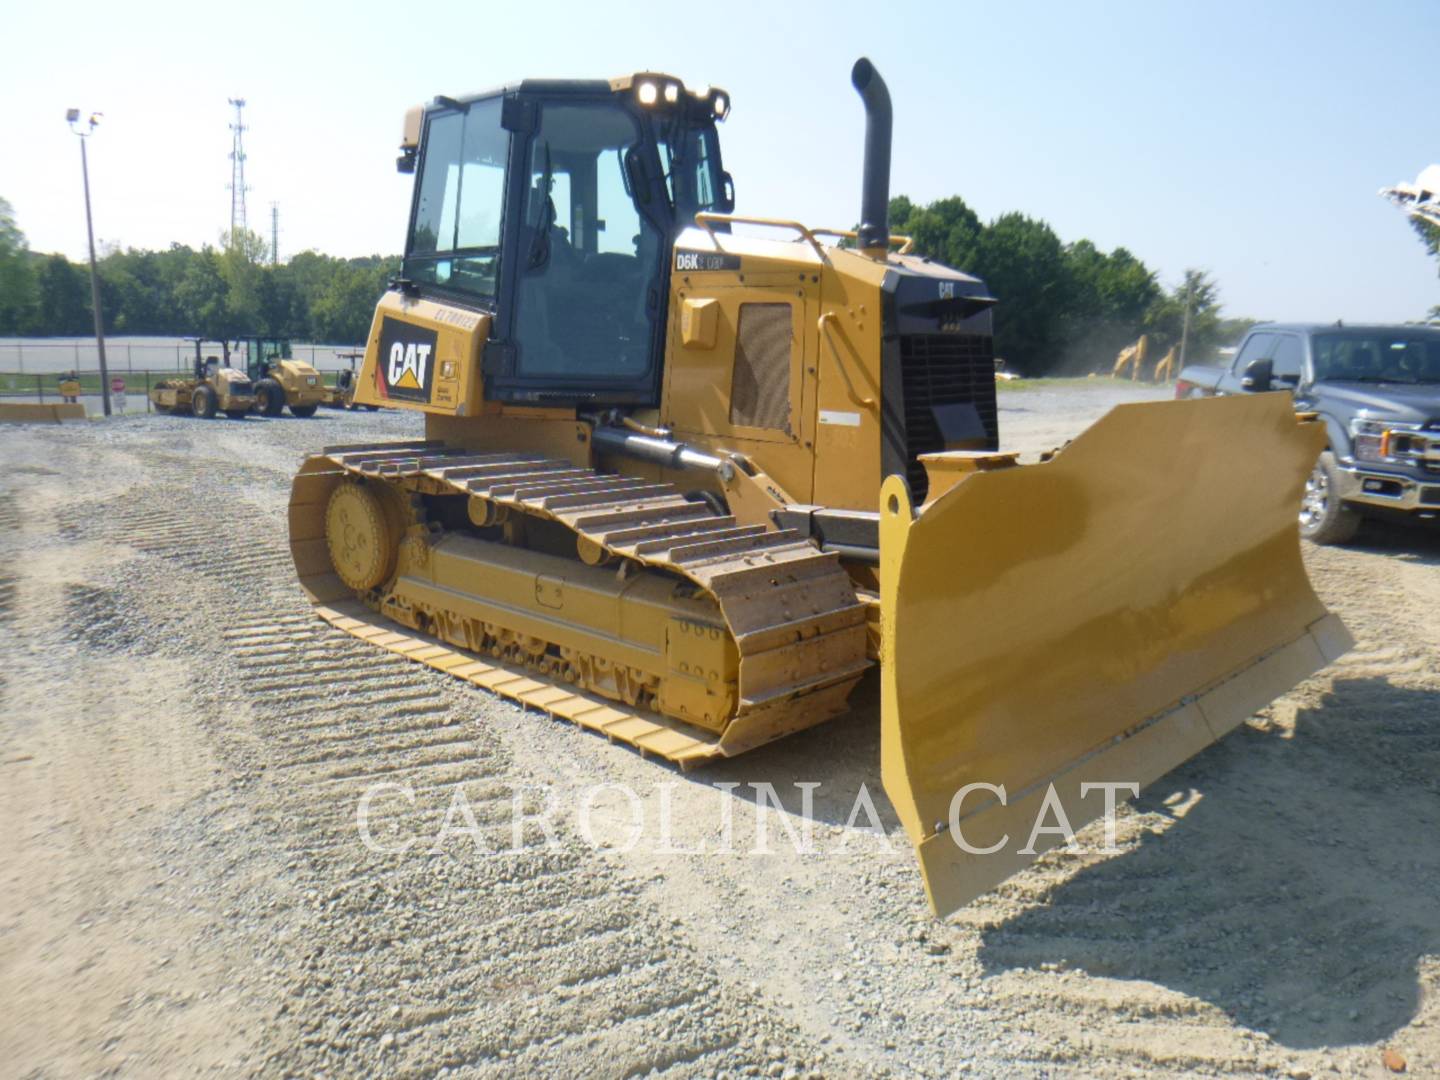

left=2, top=384, right=1436, bottom=1078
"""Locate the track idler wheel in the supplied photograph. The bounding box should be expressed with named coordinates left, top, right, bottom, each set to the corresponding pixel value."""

left=325, top=482, right=401, bottom=591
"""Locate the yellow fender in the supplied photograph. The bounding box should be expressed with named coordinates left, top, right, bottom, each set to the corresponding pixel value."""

left=879, top=392, right=1350, bottom=916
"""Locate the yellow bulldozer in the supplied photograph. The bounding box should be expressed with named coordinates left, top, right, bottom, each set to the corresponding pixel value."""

left=287, top=60, right=1349, bottom=915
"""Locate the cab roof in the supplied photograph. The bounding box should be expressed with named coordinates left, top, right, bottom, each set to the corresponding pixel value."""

left=1254, top=322, right=1440, bottom=335
left=441, top=72, right=721, bottom=110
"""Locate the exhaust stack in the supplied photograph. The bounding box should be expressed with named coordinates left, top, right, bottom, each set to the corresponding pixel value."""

left=851, top=57, right=892, bottom=255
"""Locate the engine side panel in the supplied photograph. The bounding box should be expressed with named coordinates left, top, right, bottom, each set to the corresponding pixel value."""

left=355, top=291, right=489, bottom=415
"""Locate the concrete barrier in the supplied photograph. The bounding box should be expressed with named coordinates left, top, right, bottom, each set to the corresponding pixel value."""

left=0, top=402, right=89, bottom=424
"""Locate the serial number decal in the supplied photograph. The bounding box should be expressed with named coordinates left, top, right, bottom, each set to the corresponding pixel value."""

left=431, top=307, right=482, bottom=330
left=675, top=250, right=742, bottom=272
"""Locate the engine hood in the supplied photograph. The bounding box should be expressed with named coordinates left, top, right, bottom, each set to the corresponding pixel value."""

left=1317, top=381, right=1440, bottom=425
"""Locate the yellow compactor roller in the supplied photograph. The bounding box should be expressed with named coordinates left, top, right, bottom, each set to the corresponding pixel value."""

left=289, top=60, right=1349, bottom=915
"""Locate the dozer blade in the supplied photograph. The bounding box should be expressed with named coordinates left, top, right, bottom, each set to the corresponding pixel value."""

left=878, top=393, right=1351, bottom=917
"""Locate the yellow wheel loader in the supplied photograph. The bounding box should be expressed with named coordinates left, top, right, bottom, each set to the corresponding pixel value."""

left=247, top=337, right=327, bottom=417
left=150, top=340, right=256, bottom=419
left=287, top=60, right=1350, bottom=915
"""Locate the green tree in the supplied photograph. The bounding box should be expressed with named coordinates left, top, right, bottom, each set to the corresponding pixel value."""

left=1412, top=217, right=1440, bottom=262
left=0, top=198, right=39, bottom=333
left=892, top=195, right=982, bottom=270
left=1058, top=240, right=1161, bottom=371
left=32, top=254, right=90, bottom=334
left=310, top=258, right=395, bottom=342
left=1144, top=269, right=1226, bottom=363
left=219, top=229, right=269, bottom=337
left=1410, top=218, right=1440, bottom=318
left=968, top=212, right=1071, bottom=374
left=173, top=248, right=231, bottom=342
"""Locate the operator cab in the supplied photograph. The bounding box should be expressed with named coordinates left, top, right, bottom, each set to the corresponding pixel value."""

left=244, top=337, right=293, bottom=382
left=398, top=74, right=733, bottom=405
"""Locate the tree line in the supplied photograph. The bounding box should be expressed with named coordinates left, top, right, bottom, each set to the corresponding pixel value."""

left=1412, top=217, right=1440, bottom=319
left=2, top=193, right=1256, bottom=373
left=0, top=198, right=396, bottom=345
left=888, top=195, right=1254, bottom=374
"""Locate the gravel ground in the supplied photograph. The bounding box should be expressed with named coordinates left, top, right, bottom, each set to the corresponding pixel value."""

left=2, top=386, right=1437, bottom=1078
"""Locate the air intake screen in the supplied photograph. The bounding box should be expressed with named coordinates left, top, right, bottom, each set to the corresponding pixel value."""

left=729, top=303, right=792, bottom=433
left=899, top=333, right=998, bottom=502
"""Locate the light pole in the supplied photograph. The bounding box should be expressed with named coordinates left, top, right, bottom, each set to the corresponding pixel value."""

left=67, top=108, right=111, bottom=417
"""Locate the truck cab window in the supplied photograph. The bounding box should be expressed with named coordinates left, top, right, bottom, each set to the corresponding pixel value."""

left=1270, top=335, right=1303, bottom=384
left=1231, top=332, right=1275, bottom=374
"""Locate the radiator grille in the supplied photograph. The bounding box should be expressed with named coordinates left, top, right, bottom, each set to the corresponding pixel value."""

left=730, top=303, right=793, bottom=434
left=899, top=333, right=998, bottom=501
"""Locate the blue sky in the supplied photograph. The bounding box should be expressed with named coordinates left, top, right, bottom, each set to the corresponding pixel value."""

left=2, top=0, right=1436, bottom=323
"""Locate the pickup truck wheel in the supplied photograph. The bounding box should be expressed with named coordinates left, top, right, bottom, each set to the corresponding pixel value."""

left=1299, top=451, right=1362, bottom=545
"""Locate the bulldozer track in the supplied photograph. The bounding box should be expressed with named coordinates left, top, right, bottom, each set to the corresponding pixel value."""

left=290, top=439, right=871, bottom=764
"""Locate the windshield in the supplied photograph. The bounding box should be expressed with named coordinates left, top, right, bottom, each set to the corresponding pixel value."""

left=657, top=122, right=725, bottom=223
left=1313, top=331, right=1440, bottom=384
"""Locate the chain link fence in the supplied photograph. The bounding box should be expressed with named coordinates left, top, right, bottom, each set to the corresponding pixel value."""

left=0, top=337, right=364, bottom=416
left=0, top=337, right=364, bottom=375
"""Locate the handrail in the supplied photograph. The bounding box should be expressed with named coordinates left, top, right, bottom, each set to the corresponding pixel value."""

left=809, top=228, right=915, bottom=254
left=691, top=213, right=915, bottom=258
left=693, top=212, right=827, bottom=258
left=818, top=312, right=877, bottom=409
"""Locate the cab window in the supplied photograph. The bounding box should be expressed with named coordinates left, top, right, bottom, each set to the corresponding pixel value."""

left=1231, top=332, right=1275, bottom=373
left=1270, top=335, right=1303, bottom=384
left=657, top=125, right=725, bottom=220
left=405, top=99, right=509, bottom=298
left=512, top=102, right=660, bottom=380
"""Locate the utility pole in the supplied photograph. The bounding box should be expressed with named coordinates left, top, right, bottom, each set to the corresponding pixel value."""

left=1178, top=274, right=1195, bottom=371
left=270, top=202, right=279, bottom=265
left=228, top=97, right=249, bottom=247
left=67, top=108, right=111, bottom=417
